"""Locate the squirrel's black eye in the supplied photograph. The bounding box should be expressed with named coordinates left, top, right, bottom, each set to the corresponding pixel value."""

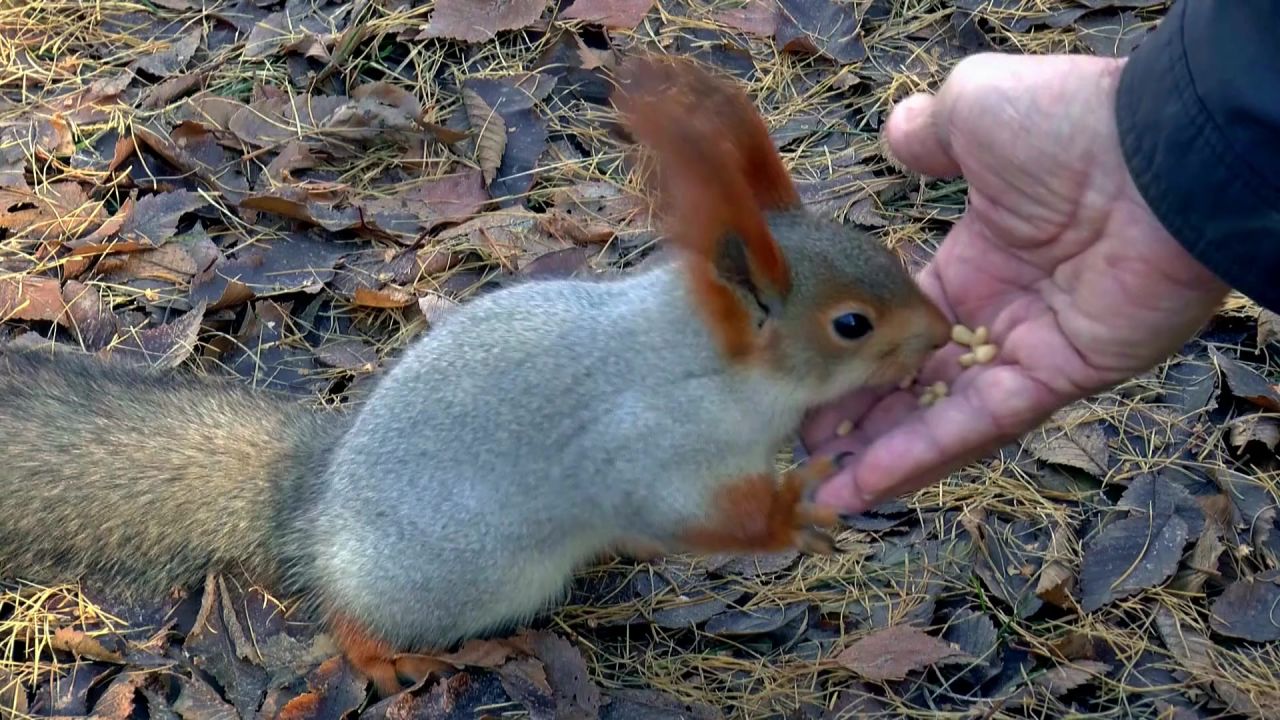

left=831, top=312, right=873, bottom=341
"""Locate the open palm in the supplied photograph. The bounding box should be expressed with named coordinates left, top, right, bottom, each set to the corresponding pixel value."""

left=804, top=54, right=1230, bottom=513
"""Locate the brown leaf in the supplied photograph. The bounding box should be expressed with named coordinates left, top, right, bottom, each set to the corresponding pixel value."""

left=352, top=285, right=415, bottom=308
left=521, top=245, right=598, bottom=279
left=0, top=181, right=104, bottom=242
left=1035, top=522, right=1078, bottom=609
left=1259, top=308, right=1280, bottom=347
left=420, top=0, right=550, bottom=43
left=462, top=88, right=507, bottom=186
left=960, top=511, right=1047, bottom=618
left=835, top=625, right=971, bottom=681
left=525, top=631, right=601, bottom=720
left=715, top=0, right=779, bottom=35
left=1209, top=570, right=1280, bottom=642
left=133, top=25, right=202, bottom=77
left=221, top=301, right=328, bottom=395
left=1213, top=347, right=1280, bottom=411
left=265, top=141, right=318, bottom=183
left=171, top=673, right=239, bottom=720
left=39, top=70, right=133, bottom=125
left=1032, top=660, right=1110, bottom=695
left=705, top=603, right=807, bottom=637
left=560, top=0, right=656, bottom=29
left=314, top=338, right=378, bottom=371
left=139, top=72, right=207, bottom=110
left=402, top=169, right=490, bottom=228
left=434, top=209, right=569, bottom=271
left=35, top=114, right=76, bottom=158
left=99, top=301, right=205, bottom=369
left=90, top=673, right=141, bottom=720
left=600, top=688, right=725, bottom=720
left=119, top=189, right=209, bottom=246
left=1170, top=524, right=1225, bottom=594
left=104, top=244, right=201, bottom=285
left=1024, top=419, right=1110, bottom=476
left=539, top=207, right=615, bottom=245
left=244, top=5, right=345, bottom=60
left=239, top=186, right=362, bottom=232
left=1228, top=414, right=1280, bottom=452
left=1079, top=512, right=1189, bottom=612
left=49, top=626, right=124, bottom=663
left=428, top=637, right=527, bottom=669
left=190, top=233, right=345, bottom=309
left=776, top=0, right=866, bottom=64
left=275, top=655, right=366, bottom=720
left=461, top=75, right=553, bottom=200
left=0, top=276, right=64, bottom=322
left=0, top=669, right=28, bottom=717
left=226, top=95, right=348, bottom=149
left=130, top=123, right=246, bottom=205
left=1155, top=604, right=1279, bottom=718
left=418, top=293, right=459, bottom=327
left=61, top=280, right=121, bottom=350
left=495, top=657, right=555, bottom=716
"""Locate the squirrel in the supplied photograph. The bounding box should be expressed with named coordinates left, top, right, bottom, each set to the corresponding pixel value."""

left=0, top=55, right=951, bottom=696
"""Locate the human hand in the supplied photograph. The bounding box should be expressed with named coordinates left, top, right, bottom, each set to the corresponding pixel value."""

left=803, top=53, right=1230, bottom=514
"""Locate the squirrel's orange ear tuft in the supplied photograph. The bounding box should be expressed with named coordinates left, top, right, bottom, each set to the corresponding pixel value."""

left=613, top=54, right=799, bottom=304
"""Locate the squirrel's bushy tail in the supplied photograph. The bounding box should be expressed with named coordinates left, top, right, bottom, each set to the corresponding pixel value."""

left=0, top=348, right=344, bottom=598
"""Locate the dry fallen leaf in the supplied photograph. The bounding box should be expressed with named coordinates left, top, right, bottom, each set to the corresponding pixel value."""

left=1155, top=604, right=1279, bottom=718
left=1212, top=347, right=1280, bottom=411
left=352, top=285, right=415, bottom=309
left=190, top=233, right=345, bottom=310
left=1032, top=659, right=1111, bottom=695
left=0, top=181, right=104, bottom=242
left=461, top=75, right=553, bottom=201
left=420, top=0, right=550, bottom=42
left=49, top=626, right=124, bottom=663
left=422, top=635, right=529, bottom=670
left=1228, top=414, right=1280, bottom=452
left=1208, top=570, right=1280, bottom=642
left=559, top=0, right=656, bottom=29
left=1079, top=512, right=1189, bottom=613
left=1035, top=522, right=1078, bottom=609
left=776, top=0, right=867, bottom=64
left=1024, top=419, right=1110, bottom=477
left=1259, top=308, right=1280, bottom=347
left=418, top=293, right=459, bottom=327
left=462, top=88, right=507, bottom=186
left=0, top=669, right=27, bottom=717
left=61, top=280, right=120, bottom=349
left=714, top=0, right=779, bottom=35
left=526, top=631, right=602, bottom=720
left=99, top=301, right=205, bottom=369
left=835, top=625, right=971, bottom=681
left=0, top=276, right=64, bottom=323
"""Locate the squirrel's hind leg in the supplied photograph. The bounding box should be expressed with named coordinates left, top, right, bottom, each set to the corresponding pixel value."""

left=329, top=613, right=449, bottom=697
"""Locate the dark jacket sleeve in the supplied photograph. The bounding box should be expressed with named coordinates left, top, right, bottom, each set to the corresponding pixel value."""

left=1115, top=0, right=1280, bottom=312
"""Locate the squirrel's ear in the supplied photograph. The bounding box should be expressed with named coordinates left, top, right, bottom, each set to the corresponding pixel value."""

left=614, top=54, right=801, bottom=307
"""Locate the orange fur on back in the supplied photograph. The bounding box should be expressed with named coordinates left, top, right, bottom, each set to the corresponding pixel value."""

left=614, top=55, right=802, bottom=360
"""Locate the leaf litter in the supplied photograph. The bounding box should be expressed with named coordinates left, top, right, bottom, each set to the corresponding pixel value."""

left=2, top=1, right=1278, bottom=718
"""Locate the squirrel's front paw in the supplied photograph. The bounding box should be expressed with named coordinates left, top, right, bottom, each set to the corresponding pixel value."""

left=794, top=526, right=838, bottom=555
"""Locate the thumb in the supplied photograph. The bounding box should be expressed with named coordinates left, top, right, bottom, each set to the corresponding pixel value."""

left=883, top=93, right=961, bottom=179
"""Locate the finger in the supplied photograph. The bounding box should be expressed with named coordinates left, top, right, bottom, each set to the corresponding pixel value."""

left=884, top=93, right=961, bottom=179
left=813, top=365, right=1056, bottom=513
left=799, top=387, right=885, bottom=450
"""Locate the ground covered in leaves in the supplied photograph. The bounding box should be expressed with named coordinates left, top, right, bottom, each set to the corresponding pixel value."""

left=2, top=0, right=1278, bottom=718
